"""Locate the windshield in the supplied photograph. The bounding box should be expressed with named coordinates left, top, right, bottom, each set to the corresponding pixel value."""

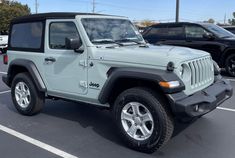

left=202, top=24, right=235, bottom=38
left=81, top=18, right=144, bottom=45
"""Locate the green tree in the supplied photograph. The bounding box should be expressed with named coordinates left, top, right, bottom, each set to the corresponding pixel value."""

left=203, top=18, right=215, bottom=24
left=0, top=0, right=31, bottom=32
left=208, top=18, right=215, bottom=24
left=229, top=12, right=235, bottom=25
left=140, top=20, right=156, bottom=27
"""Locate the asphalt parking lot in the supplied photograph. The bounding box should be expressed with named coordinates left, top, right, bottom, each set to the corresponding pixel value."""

left=0, top=54, right=235, bottom=158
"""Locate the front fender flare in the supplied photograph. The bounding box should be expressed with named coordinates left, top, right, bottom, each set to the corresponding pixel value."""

left=98, top=67, right=185, bottom=104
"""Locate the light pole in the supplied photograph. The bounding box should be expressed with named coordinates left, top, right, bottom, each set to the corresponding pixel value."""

left=176, top=0, right=180, bottom=22
left=35, top=0, right=38, bottom=14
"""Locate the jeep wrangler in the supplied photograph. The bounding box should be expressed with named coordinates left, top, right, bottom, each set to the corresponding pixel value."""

left=2, top=13, right=233, bottom=153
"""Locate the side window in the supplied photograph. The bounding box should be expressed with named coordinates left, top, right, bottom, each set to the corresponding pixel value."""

left=49, top=22, right=79, bottom=49
left=185, top=25, right=207, bottom=38
left=167, top=26, right=184, bottom=38
left=10, top=22, right=43, bottom=50
left=145, top=27, right=168, bottom=37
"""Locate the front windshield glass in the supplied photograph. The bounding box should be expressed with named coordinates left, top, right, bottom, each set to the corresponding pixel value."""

left=81, top=18, right=144, bottom=45
left=202, top=24, right=235, bottom=38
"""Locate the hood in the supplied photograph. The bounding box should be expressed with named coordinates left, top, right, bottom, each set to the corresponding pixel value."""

left=94, top=45, right=210, bottom=68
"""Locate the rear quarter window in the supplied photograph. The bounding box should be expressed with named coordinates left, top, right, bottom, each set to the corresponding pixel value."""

left=10, top=22, right=44, bottom=52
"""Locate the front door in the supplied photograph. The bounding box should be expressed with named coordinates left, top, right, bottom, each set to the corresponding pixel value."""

left=43, top=20, right=88, bottom=95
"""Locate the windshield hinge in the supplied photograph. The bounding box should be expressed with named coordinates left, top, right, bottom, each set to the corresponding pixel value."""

left=79, top=60, right=88, bottom=67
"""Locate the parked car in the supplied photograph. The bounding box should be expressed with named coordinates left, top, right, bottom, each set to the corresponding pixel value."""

left=143, top=22, right=235, bottom=76
left=0, top=32, right=8, bottom=54
left=2, top=13, right=233, bottom=153
left=223, top=26, right=235, bottom=34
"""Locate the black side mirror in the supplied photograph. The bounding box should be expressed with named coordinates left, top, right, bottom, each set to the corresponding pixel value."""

left=203, top=33, right=215, bottom=40
left=65, top=37, right=83, bottom=53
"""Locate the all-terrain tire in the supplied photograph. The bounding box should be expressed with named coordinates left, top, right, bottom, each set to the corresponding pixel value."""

left=113, top=87, right=174, bottom=153
left=11, top=72, right=45, bottom=116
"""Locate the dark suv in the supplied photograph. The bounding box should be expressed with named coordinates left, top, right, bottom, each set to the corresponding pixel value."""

left=223, top=26, right=235, bottom=34
left=143, top=22, right=235, bottom=76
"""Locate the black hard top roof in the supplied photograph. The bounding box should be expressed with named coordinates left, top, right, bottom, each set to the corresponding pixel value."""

left=11, top=12, right=122, bottom=24
left=151, top=22, right=206, bottom=27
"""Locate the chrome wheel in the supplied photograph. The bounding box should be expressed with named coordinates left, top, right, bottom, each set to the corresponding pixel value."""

left=121, top=102, right=154, bottom=141
left=15, top=82, right=31, bottom=108
left=228, top=57, right=235, bottom=76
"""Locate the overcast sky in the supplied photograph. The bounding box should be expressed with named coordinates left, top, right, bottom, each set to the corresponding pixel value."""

left=18, top=0, right=235, bottom=23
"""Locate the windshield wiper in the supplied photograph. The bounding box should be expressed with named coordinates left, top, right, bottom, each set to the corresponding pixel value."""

left=91, top=39, right=124, bottom=46
left=115, top=38, right=148, bottom=47
left=116, top=38, right=143, bottom=44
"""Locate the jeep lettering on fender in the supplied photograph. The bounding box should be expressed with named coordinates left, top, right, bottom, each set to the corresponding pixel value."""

left=89, top=82, right=100, bottom=89
left=2, top=13, right=233, bottom=153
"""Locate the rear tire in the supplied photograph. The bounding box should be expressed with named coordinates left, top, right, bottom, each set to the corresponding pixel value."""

left=113, top=87, right=174, bottom=153
left=225, top=54, right=235, bottom=77
left=11, top=72, right=45, bottom=116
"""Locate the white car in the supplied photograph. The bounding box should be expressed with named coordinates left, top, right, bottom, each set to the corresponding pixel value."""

left=0, top=34, right=8, bottom=54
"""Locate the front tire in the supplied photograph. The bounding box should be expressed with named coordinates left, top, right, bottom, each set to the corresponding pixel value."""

left=113, top=87, right=174, bottom=153
left=11, top=73, right=45, bottom=116
left=225, top=54, right=235, bottom=77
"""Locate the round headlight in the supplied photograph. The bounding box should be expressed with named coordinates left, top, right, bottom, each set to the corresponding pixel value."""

left=179, top=65, right=184, bottom=77
left=180, top=64, right=191, bottom=81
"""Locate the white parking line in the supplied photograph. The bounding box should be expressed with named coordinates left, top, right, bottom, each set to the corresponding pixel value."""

left=0, top=71, right=7, bottom=74
left=0, top=90, right=11, bottom=95
left=0, top=124, right=78, bottom=158
left=217, top=107, right=235, bottom=112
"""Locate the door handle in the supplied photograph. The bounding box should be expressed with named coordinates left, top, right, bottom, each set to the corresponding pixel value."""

left=186, top=40, right=192, bottom=42
left=45, top=57, right=56, bottom=62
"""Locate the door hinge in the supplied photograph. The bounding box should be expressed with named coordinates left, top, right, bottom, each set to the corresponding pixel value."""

left=79, top=60, right=88, bottom=67
left=80, top=81, right=88, bottom=88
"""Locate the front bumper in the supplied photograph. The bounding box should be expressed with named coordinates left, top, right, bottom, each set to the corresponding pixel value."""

left=167, top=77, right=233, bottom=117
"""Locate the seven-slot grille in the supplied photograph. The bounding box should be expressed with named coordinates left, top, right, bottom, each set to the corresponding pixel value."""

left=188, top=57, right=213, bottom=88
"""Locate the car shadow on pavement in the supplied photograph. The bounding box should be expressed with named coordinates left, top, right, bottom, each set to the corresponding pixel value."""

left=42, top=99, right=124, bottom=146
left=0, top=95, right=195, bottom=155
left=41, top=99, right=194, bottom=149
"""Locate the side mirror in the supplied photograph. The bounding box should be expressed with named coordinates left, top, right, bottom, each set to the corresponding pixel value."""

left=203, top=33, right=215, bottom=40
left=65, top=37, right=83, bottom=53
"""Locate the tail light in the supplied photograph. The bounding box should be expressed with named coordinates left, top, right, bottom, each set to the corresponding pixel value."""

left=3, top=54, right=8, bottom=65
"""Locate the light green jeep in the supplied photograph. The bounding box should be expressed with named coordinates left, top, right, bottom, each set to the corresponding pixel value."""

left=2, top=13, right=233, bottom=153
